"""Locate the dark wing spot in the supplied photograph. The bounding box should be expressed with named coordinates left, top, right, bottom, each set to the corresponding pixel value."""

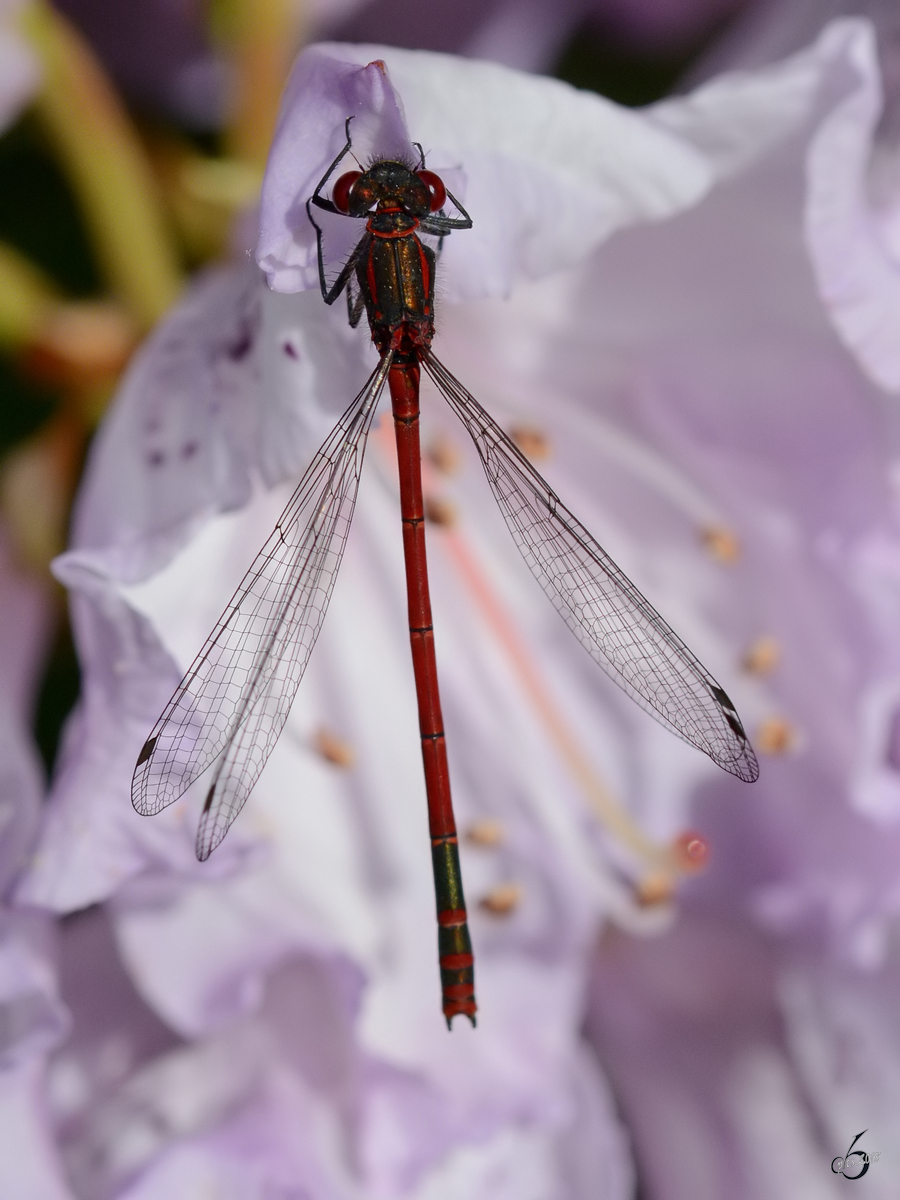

left=136, top=736, right=156, bottom=766
left=725, top=712, right=746, bottom=738
left=711, top=685, right=737, bottom=714
left=203, top=782, right=216, bottom=813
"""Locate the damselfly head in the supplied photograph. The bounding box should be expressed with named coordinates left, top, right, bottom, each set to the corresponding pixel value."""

left=332, top=161, right=446, bottom=217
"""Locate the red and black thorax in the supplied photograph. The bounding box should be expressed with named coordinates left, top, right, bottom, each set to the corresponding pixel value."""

left=360, top=207, right=436, bottom=356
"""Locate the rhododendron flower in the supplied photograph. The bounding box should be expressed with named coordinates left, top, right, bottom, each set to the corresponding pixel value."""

left=553, top=14, right=900, bottom=1199
left=17, top=18, right=900, bottom=1200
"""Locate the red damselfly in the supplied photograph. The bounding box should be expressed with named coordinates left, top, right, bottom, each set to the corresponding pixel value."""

left=133, top=118, right=759, bottom=1028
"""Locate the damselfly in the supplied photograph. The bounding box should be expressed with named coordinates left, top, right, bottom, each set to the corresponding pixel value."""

left=133, top=118, right=758, bottom=1028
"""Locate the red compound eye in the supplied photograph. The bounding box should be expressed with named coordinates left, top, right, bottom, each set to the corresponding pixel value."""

left=417, top=169, right=446, bottom=212
left=332, top=170, right=361, bottom=213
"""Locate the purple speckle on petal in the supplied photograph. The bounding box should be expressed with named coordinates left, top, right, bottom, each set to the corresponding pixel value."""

left=885, top=708, right=900, bottom=771
left=283, top=341, right=299, bottom=360
left=146, top=451, right=165, bottom=468
left=226, top=319, right=254, bottom=361
left=181, top=441, right=199, bottom=460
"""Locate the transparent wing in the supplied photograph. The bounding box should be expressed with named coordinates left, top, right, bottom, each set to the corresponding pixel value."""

left=133, top=353, right=392, bottom=857
left=424, top=351, right=758, bottom=783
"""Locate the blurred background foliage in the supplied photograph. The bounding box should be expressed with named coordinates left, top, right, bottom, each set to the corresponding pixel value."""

left=0, top=0, right=754, bottom=775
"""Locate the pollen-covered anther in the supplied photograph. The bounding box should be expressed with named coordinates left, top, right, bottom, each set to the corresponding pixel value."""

left=312, top=727, right=355, bottom=768
left=634, top=872, right=675, bottom=907
left=742, top=635, right=781, bottom=675
left=510, top=425, right=551, bottom=461
left=756, top=716, right=798, bottom=756
left=426, top=435, right=461, bottom=475
left=700, top=525, right=741, bottom=564
left=424, top=495, right=457, bottom=527
left=465, top=818, right=505, bottom=847
left=479, top=882, right=522, bottom=915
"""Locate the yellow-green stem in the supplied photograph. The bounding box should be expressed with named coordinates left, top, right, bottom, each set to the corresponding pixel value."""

left=0, top=241, right=57, bottom=346
left=20, top=1, right=182, bottom=329
left=212, top=0, right=302, bottom=168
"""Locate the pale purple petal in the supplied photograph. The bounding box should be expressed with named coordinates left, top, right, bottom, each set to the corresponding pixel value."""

left=471, top=19, right=900, bottom=965
left=0, top=17, right=39, bottom=135
left=535, top=15, right=900, bottom=1195
left=780, top=954, right=900, bottom=1193
left=0, top=527, right=52, bottom=896
left=257, top=49, right=418, bottom=294
left=17, top=270, right=378, bottom=909
left=0, top=908, right=72, bottom=1190
left=70, top=265, right=379, bottom=578
left=804, top=19, right=900, bottom=393
left=28, top=241, right=641, bottom=1189
left=38, top=22, right=900, bottom=1199
left=587, top=915, right=817, bottom=1200
left=0, top=910, right=68, bottom=1068
left=0, top=1060, right=75, bottom=1200
left=257, top=43, right=719, bottom=299
left=15, top=570, right=193, bottom=912
left=0, top=876, right=71, bottom=1196
left=257, top=32, right=897, bottom=310
left=649, top=18, right=865, bottom=179
left=693, top=9, right=900, bottom=395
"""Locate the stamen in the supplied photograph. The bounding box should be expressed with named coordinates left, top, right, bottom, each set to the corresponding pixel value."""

left=424, top=495, right=457, bottom=526
left=433, top=503, right=665, bottom=870
left=312, top=727, right=355, bottom=768
left=427, top=435, right=461, bottom=475
left=634, top=873, right=674, bottom=907
left=479, top=883, right=523, bottom=915
left=465, top=819, right=505, bottom=847
left=510, top=425, right=551, bottom=461
left=380, top=430, right=701, bottom=887
left=700, top=525, right=741, bottom=564
left=756, top=716, right=798, bottom=755
left=742, top=635, right=781, bottom=675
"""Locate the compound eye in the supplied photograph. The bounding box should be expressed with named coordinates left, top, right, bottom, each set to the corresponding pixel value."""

left=332, top=170, right=362, bottom=214
left=417, top=169, right=446, bottom=213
